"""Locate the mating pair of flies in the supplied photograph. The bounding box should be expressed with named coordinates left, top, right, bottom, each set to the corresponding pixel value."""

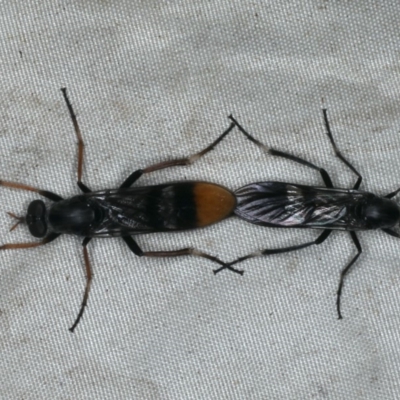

left=2, top=89, right=400, bottom=332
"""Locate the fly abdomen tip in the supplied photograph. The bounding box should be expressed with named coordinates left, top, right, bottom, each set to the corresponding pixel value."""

left=193, top=183, right=236, bottom=228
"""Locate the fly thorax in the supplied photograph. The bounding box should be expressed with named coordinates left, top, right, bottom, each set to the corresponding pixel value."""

left=48, top=196, right=104, bottom=235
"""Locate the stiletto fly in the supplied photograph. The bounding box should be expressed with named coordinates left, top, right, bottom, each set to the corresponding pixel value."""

left=217, top=112, right=400, bottom=319
left=0, top=88, right=240, bottom=332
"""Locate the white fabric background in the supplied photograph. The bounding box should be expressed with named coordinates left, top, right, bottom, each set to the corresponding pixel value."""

left=1, top=1, right=400, bottom=399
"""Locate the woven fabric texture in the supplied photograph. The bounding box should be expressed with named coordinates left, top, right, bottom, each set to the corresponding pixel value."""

left=1, top=1, right=400, bottom=399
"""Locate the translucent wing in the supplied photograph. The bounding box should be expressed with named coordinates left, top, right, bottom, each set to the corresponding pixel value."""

left=235, top=182, right=369, bottom=230
left=84, top=183, right=197, bottom=237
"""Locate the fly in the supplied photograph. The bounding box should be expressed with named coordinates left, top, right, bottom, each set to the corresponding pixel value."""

left=0, top=88, right=241, bottom=332
left=216, top=112, right=400, bottom=319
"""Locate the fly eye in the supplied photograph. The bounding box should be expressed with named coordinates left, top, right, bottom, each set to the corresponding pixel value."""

left=28, top=220, right=47, bottom=238
left=27, top=199, right=46, bottom=217
left=27, top=200, right=47, bottom=238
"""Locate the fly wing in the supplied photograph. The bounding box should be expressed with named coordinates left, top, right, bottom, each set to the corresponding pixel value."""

left=84, top=185, right=192, bottom=237
left=235, top=182, right=365, bottom=229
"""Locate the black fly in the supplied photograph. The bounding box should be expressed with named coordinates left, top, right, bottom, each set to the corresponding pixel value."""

left=0, top=88, right=240, bottom=332
left=215, top=112, right=400, bottom=319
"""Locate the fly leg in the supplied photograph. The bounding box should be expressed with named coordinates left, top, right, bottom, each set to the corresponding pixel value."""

left=0, top=232, right=60, bottom=250
left=384, top=188, right=400, bottom=199
left=228, top=115, right=334, bottom=188
left=382, top=228, right=400, bottom=238
left=119, top=122, right=236, bottom=188
left=122, top=236, right=243, bottom=275
left=322, top=109, right=363, bottom=190
left=336, top=232, right=362, bottom=319
left=0, top=89, right=81, bottom=200
left=0, top=181, right=63, bottom=202
left=60, top=88, right=92, bottom=194
left=69, top=237, right=93, bottom=333
left=1, top=226, right=91, bottom=332
left=214, top=230, right=331, bottom=274
left=62, top=88, right=235, bottom=191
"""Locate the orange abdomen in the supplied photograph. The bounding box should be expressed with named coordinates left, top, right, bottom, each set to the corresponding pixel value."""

left=193, top=182, right=236, bottom=227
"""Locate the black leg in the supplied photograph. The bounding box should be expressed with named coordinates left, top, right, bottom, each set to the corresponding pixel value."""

left=336, top=231, right=362, bottom=320
left=322, top=109, right=363, bottom=190
left=69, top=237, right=93, bottom=333
left=382, top=228, right=400, bottom=238
left=122, top=235, right=143, bottom=256
left=228, top=115, right=334, bottom=188
left=61, top=88, right=92, bottom=193
left=384, top=188, right=400, bottom=199
left=122, top=235, right=243, bottom=275
left=77, top=182, right=91, bottom=193
left=119, top=122, right=236, bottom=189
left=214, top=229, right=332, bottom=274
left=119, top=170, right=144, bottom=190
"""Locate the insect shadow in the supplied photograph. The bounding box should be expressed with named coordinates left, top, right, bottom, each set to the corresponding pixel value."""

left=216, top=112, right=400, bottom=319
left=0, top=88, right=241, bottom=332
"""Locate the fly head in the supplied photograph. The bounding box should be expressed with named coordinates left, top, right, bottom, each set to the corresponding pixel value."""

left=26, top=199, right=48, bottom=238
left=363, top=197, right=400, bottom=229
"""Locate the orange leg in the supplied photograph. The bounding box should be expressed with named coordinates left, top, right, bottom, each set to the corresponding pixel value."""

left=119, top=121, right=236, bottom=188
left=122, top=236, right=243, bottom=275
left=0, top=180, right=62, bottom=202
left=0, top=232, right=59, bottom=250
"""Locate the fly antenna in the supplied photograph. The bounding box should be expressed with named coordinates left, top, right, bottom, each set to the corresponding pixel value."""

left=7, top=212, right=25, bottom=232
